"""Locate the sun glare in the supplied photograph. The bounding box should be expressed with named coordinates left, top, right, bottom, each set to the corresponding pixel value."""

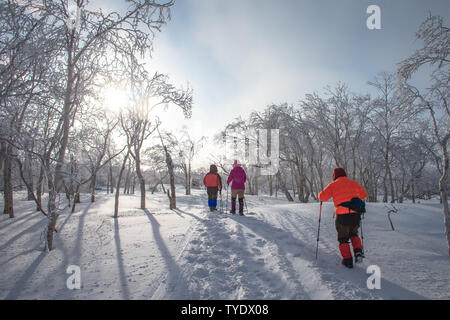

left=102, top=86, right=130, bottom=113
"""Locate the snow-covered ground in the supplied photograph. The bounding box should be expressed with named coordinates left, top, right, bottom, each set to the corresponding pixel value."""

left=0, top=188, right=449, bottom=300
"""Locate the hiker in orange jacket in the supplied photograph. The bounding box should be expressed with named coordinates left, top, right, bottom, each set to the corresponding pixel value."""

left=318, top=168, right=367, bottom=268
left=203, top=164, right=223, bottom=212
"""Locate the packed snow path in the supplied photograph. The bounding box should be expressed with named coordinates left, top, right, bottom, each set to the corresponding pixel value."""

left=0, top=190, right=449, bottom=300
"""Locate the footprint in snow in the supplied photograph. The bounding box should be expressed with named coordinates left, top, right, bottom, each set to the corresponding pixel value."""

left=192, top=268, right=209, bottom=278
left=255, top=239, right=267, bottom=247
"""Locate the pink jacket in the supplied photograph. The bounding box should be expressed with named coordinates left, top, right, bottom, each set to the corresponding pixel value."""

left=227, top=166, right=246, bottom=190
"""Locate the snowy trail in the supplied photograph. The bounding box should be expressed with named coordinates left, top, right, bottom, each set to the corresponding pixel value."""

left=0, top=190, right=449, bottom=300
left=154, top=207, right=318, bottom=299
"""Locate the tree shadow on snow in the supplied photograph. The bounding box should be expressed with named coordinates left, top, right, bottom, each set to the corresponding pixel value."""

left=113, top=217, right=131, bottom=299
left=4, top=251, right=46, bottom=299
left=143, top=209, right=189, bottom=299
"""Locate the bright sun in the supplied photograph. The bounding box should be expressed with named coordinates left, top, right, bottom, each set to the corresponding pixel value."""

left=101, top=86, right=129, bottom=113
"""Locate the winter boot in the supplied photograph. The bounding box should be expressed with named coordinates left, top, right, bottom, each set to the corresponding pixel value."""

left=238, top=198, right=244, bottom=215
left=350, top=236, right=364, bottom=263
left=354, top=248, right=364, bottom=263
left=342, top=258, right=353, bottom=268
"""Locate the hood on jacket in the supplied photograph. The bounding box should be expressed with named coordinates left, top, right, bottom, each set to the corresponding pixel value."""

left=209, top=164, right=218, bottom=174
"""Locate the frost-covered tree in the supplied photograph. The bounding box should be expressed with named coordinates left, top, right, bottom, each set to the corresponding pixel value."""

left=397, top=14, right=450, bottom=256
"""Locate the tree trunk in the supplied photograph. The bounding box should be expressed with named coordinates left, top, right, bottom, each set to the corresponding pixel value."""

left=124, top=162, right=131, bottom=194
left=24, top=147, right=34, bottom=201
left=388, top=166, right=395, bottom=203
left=46, top=162, right=58, bottom=251
left=90, top=172, right=96, bottom=203
left=187, top=162, right=191, bottom=195
left=268, top=175, right=273, bottom=197
left=36, top=164, right=44, bottom=212
left=438, top=140, right=450, bottom=257
left=136, top=165, right=146, bottom=209
left=106, top=169, right=110, bottom=194
left=133, top=147, right=145, bottom=207
left=109, top=163, right=114, bottom=194
left=184, top=166, right=188, bottom=195
left=114, top=152, right=129, bottom=218
left=54, top=47, right=75, bottom=192
left=163, top=146, right=176, bottom=209
left=3, top=145, right=14, bottom=218
left=71, top=185, right=81, bottom=213
left=276, top=171, right=293, bottom=202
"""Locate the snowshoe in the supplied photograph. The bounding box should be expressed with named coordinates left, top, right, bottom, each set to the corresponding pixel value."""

left=239, top=210, right=244, bottom=216
left=342, top=258, right=353, bottom=269
left=230, top=209, right=236, bottom=214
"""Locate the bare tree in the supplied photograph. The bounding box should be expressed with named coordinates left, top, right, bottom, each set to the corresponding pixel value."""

left=397, top=14, right=450, bottom=255
left=175, top=126, right=206, bottom=195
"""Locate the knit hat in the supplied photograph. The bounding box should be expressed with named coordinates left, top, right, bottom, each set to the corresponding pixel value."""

left=233, top=160, right=241, bottom=168
left=333, top=168, right=347, bottom=181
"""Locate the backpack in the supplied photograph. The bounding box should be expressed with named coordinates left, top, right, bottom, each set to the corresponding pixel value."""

left=339, top=198, right=366, bottom=214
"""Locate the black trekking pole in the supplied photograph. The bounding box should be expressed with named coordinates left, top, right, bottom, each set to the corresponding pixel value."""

left=360, top=213, right=364, bottom=252
left=226, top=185, right=229, bottom=214
left=315, top=201, right=323, bottom=260
left=220, top=190, right=223, bottom=213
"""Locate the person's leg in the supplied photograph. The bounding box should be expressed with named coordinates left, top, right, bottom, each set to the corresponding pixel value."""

left=336, top=218, right=353, bottom=268
left=211, top=187, right=218, bottom=211
left=349, top=224, right=364, bottom=261
left=237, top=190, right=244, bottom=214
left=230, top=189, right=237, bottom=213
left=207, top=187, right=214, bottom=211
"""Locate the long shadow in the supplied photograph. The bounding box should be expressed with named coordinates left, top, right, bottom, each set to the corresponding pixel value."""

left=71, top=202, right=94, bottom=264
left=0, top=247, right=41, bottom=267
left=4, top=252, right=46, bottom=299
left=171, top=208, right=297, bottom=299
left=231, top=218, right=309, bottom=299
left=232, top=215, right=429, bottom=299
left=114, top=217, right=131, bottom=299
left=172, top=208, right=204, bottom=223
left=0, top=218, right=45, bottom=252
left=44, top=201, right=95, bottom=300
left=0, top=211, right=37, bottom=232
left=143, top=209, right=187, bottom=298
left=230, top=215, right=308, bottom=257
left=57, top=202, right=92, bottom=234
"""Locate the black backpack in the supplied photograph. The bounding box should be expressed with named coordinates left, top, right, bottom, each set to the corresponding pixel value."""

left=339, top=198, right=366, bottom=214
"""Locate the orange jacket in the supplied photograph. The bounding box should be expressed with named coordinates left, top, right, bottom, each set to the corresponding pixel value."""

left=318, top=176, right=367, bottom=215
left=203, top=173, right=222, bottom=190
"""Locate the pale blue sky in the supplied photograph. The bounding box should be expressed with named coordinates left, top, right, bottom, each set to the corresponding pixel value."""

left=97, top=0, right=450, bottom=167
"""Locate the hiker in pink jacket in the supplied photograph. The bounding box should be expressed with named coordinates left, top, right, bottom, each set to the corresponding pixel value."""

left=227, top=160, right=247, bottom=215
